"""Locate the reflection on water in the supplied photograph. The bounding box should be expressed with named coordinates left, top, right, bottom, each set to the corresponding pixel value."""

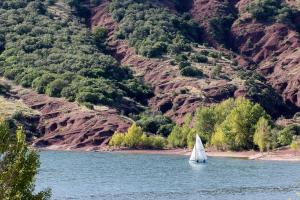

left=36, top=151, right=300, bottom=200
left=188, top=161, right=206, bottom=171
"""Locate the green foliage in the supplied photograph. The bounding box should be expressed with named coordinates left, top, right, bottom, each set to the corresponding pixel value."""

left=277, top=125, right=300, bottom=146
left=32, top=74, right=56, bottom=94
left=247, top=0, right=299, bottom=29
left=253, top=117, right=275, bottom=152
left=190, top=53, right=208, bottom=63
left=210, top=127, right=226, bottom=150
left=167, top=114, right=196, bottom=149
left=0, top=0, right=151, bottom=109
left=123, top=124, right=143, bottom=148
left=208, top=1, right=236, bottom=47
left=109, top=132, right=125, bottom=147
left=240, top=70, right=292, bottom=118
left=195, top=106, right=216, bottom=144
left=45, top=79, right=67, bottom=97
left=0, top=119, right=51, bottom=200
left=219, top=98, right=270, bottom=150
left=167, top=125, right=185, bottom=148
left=134, top=111, right=174, bottom=136
left=0, top=83, right=10, bottom=95
left=195, top=97, right=271, bottom=150
left=178, top=61, right=191, bottom=69
left=64, top=0, right=90, bottom=19
left=93, top=27, right=108, bottom=51
left=290, top=138, right=300, bottom=151
left=109, top=124, right=167, bottom=149
left=180, top=66, right=203, bottom=78
left=247, top=0, right=281, bottom=21
left=109, top=0, right=202, bottom=58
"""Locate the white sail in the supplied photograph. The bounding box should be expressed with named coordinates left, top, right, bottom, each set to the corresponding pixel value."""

left=189, top=134, right=207, bottom=162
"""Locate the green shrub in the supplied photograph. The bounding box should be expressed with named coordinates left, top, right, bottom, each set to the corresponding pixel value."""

left=124, top=124, right=143, bottom=148
left=150, top=135, right=166, bottom=149
left=167, top=115, right=194, bottom=148
left=32, top=74, right=56, bottom=94
left=210, top=127, right=226, bottom=150
left=180, top=66, right=203, bottom=78
left=46, top=79, right=68, bottom=97
left=290, top=138, right=300, bottom=151
left=175, top=54, right=188, bottom=63
left=178, top=61, right=191, bottom=69
left=200, top=50, right=209, bottom=56
left=277, top=128, right=294, bottom=146
left=0, top=83, right=10, bottom=95
left=247, top=0, right=299, bottom=28
left=208, top=51, right=220, bottom=59
left=247, top=0, right=281, bottom=21
left=109, top=124, right=167, bottom=149
left=3, top=68, right=24, bottom=80
left=191, top=53, right=208, bottom=63
left=109, top=0, right=202, bottom=58
left=0, top=0, right=151, bottom=109
left=109, top=132, right=125, bottom=147
left=277, top=125, right=300, bottom=146
left=93, top=27, right=108, bottom=51
left=208, top=1, right=236, bottom=47
left=135, top=111, right=174, bottom=136
left=167, top=125, right=186, bottom=148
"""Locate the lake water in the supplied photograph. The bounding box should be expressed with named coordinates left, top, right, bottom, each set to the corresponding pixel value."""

left=36, top=151, right=300, bottom=200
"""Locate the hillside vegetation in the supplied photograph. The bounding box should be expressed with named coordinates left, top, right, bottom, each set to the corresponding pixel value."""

left=0, top=0, right=151, bottom=110
left=0, top=0, right=299, bottom=152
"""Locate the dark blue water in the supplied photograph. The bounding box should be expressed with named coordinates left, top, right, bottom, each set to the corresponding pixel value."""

left=36, top=151, right=300, bottom=200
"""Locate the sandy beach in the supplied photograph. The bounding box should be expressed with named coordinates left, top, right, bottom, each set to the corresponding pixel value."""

left=111, top=147, right=300, bottom=162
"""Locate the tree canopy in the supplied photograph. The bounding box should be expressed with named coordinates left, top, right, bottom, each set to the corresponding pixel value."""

left=0, top=119, right=51, bottom=200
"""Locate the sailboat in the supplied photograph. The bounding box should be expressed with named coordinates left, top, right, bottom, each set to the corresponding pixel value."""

left=189, top=134, right=207, bottom=163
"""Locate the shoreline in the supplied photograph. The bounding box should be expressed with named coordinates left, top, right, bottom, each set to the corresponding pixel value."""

left=106, top=148, right=300, bottom=162
left=36, top=146, right=300, bottom=162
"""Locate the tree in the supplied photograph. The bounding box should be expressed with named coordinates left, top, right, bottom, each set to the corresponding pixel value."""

left=195, top=106, right=216, bottom=144
left=219, top=98, right=269, bottom=150
left=186, top=128, right=197, bottom=149
left=211, top=126, right=226, bottom=150
left=93, top=27, right=108, bottom=51
left=167, top=125, right=184, bottom=148
left=167, top=114, right=195, bottom=148
left=290, top=138, right=299, bottom=155
left=277, top=126, right=295, bottom=146
left=109, top=132, right=125, bottom=147
left=253, top=117, right=273, bottom=152
left=124, top=124, right=143, bottom=148
left=0, top=119, right=51, bottom=200
left=45, top=79, right=68, bottom=97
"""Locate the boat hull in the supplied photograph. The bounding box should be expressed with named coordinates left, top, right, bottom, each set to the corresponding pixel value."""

left=189, top=159, right=206, bottom=164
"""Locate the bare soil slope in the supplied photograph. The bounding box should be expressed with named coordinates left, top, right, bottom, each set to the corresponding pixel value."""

left=1, top=79, right=131, bottom=151
left=90, top=1, right=241, bottom=123
left=189, top=0, right=300, bottom=110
